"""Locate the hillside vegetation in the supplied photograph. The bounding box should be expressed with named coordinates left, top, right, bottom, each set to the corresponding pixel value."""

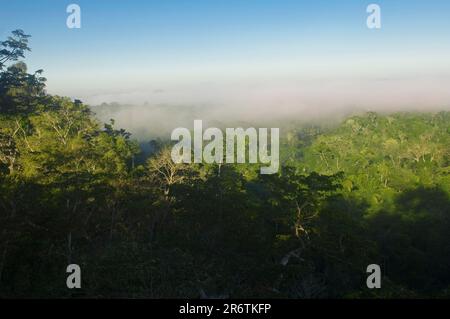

left=0, top=30, right=449, bottom=298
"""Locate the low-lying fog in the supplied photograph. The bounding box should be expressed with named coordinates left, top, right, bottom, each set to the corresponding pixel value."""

left=86, top=77, right=450, bottom=141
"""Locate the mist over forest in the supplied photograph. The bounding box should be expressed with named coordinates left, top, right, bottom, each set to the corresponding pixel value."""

left=89, top=76, right=450, bottom=141
left=1, top=0, right=450, bottom=299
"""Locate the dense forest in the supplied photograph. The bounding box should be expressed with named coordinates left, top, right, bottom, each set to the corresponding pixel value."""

left=0, top=30, right=449, bottom=298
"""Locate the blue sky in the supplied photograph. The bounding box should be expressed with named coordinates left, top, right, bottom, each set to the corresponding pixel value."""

left=1, top=0, right=450, bottom=105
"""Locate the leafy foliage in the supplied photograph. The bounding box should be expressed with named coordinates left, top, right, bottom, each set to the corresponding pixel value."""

left=0, top=30, right=449, bottom=298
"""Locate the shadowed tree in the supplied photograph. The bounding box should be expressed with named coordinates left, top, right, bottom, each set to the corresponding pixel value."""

left=0, top=29, right=31, bottom=70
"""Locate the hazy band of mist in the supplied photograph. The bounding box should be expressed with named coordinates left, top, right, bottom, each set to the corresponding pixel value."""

left=86, top=76, right=450, bottom=141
